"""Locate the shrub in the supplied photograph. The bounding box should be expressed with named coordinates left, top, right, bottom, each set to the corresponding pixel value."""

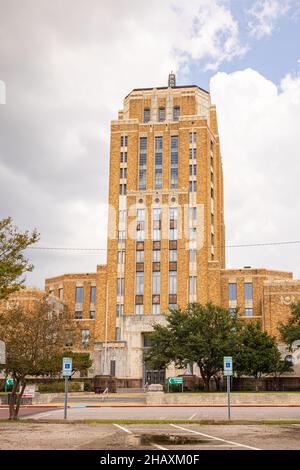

left=37, top=381, right=82, bottom=393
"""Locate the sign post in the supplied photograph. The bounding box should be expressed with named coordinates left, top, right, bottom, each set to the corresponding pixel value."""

left=62, top=357, right=72, bottom=420
left=223, top=356, right=233, bottom=420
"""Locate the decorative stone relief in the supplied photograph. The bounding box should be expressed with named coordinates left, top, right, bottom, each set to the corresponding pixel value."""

left=280, top=295, right=296, bottom=305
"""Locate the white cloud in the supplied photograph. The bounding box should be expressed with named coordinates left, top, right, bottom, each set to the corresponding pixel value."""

left=247, top=0, right=290, bottom=38
left=0, top=0, right=245, bottom=287
left=210, top=68, right=300, bottom=277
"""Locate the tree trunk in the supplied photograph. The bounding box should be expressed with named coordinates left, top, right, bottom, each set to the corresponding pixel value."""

left=204, top=376, right=211, bottom=391
left=13, top=380, right=26, bottom=420
left=255, top=376, right=259, bottom=392
left=9, top=378, right=20, bottom=420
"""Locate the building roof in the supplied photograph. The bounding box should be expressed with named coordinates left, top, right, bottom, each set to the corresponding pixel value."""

left=125, top=84, right=209, bottom=99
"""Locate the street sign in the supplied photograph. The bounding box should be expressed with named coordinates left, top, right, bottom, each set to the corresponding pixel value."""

left=168, top=377, right=183, bottom=385
left=62, top=357, right=73, bottom=377
left=22, top=385, right=36, bottom=398
left=6, top=378, right=13, bottom=386
left=0, top=340, right=6, bottom=365
left=223, top=356, right=233, bottom=376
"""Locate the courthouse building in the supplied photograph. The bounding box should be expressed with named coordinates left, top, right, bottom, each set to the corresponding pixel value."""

left=45, top=74, right=300, bottom=385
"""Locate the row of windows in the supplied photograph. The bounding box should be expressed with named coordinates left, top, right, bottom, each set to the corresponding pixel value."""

left=65, top=329, right=90, bottom=348
left=143, top=106, right=180, bottom=123
left=228, top=282, right=253, bottom=301
left=74, top=286, right=96, bottom=304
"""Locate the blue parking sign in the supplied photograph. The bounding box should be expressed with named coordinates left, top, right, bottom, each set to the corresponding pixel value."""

left=223, top=356, right=233, bottom=376
left=62, top=357, right=73, bottom=377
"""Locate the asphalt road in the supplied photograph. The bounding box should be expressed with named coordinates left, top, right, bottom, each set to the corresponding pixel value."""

left=0, top=406, right=55, bottom=419
left=27, top=405, right=300, bottom=421
left=0, top=421, right=300, bottom=450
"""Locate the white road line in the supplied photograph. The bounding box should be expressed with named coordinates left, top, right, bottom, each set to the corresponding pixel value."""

left=113, top=424, right=132, bottom=434
left=170, top=424, right=261, bottom=450
left=189, top=413, right=197, bottom=420
left=152, top=443, right=168, bottom=450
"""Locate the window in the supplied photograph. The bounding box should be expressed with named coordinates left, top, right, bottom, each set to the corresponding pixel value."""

left=58, top=288, right=63, bottom=300
left=136, top=272, right=144, bottom=295
left=173, top=106, right=180, bottom=121
left=158, top=107, right=165, bottom=122
left=75, top=286, right=83, bottom=304
left=169, top=272, right=177, bottom=295
left=153, top=229, right=161, bottom=241
left=143, top=333, right=152, bottom=347
left=189, top=148, right=196, bottom=160
left=153, top=250, right=160, bottom=262
left=211, top=233, right=214, bottom=246
left=169, top=228, right=178, bottom=240
left=119, top=210, right=126, bottom=223
left=139, top=137, right=147, bottom=190
left=169, top=250, right=177, bottom=262
left=118, top=250, right=125, bottom=264
left=75, top=311, right=82, bottom=319
left=116, top=304, right=124, bottom=317
left=137, top=209, right=145, bottom=221
left=120, top=167, right=123, bottom=179
left=90, top=286, right=96, bottom=304
left=189, top=227, right=197, bottom=241
left=152, top=272, right=160, bottom=295
left=118, top=230, right=126, bottom=242
left=189, top=249, right=196, bottom=262
left=189, top=206, right=197, bottom=223
left=189, top=132, right=197, bottom=144
left=90, top=310, right=95, bottom=319
left=135, top=304, right=144, bottom=315
left=189, top=180, right=197, bottom=192
left=170, top=135, right=178, bottom=188
left=115, top=327, right=121, bottom=341
left=169, top=303, right=177, bottom=309
left=117, top=278, right=124, bottom=296
left=120, top=184, right=126, bottom=195
left=120, top=135, right=128, bottom=147
left=245, top=308, right=253, bottom=317
left=144, top=107, right=150, bottom=123
left=152, top=304, right=160, bottom=315
left=189, top=276, right=197, bottom=295
left=81, top=329, right=89, bottom=347
left=136, top=229, right=145, bottom=241
left=171, top=135, right=178, bottom=188
left=228, top=283, right=237, bottom=301
left=153, top=208, right=161, bottom=220
left=154, top=136, right=163, bottom=189
left=244, top=282, right=253, bottom=301
left=169, top=207, right=178, bottom=220
left=136, top=250, right=144, bottom=262
left=124, top=151, right=127, bottom=163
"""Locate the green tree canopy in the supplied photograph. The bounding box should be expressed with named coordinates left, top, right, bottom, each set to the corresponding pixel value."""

left=0, top=296, right=73, bottom=419
left=145, top=303, right=239, bottom=390
left=234, top=322, right=289, bottom=389
left=279, top=303, right=300, bottom=348
left=0, top=217, right=39, bottom=300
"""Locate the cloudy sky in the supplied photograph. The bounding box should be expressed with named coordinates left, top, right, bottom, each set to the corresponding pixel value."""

left=1, top=0, right=300, bottom=287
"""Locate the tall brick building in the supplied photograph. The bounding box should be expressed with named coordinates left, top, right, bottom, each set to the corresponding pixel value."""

left=45, top=74, right=300, bottom=384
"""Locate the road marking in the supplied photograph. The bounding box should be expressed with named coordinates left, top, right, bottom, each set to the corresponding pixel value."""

left=189, top=413, right=197, bottom=420
left=152, top=443, right=168, bottom=450
left=169, top=424, right=261, bottom=450
left=113, top=424, right=132, bottom=434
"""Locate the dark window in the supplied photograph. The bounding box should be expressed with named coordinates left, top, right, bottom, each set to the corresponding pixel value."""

left=173, top=106, right=180, bottom=121
left=144, top=108, right=150, bottom=123
left=158, top=107, right=165, bottom=122
left=110, top=360, right=116, bottom=376
left=75, top=287, right=83, bottom=303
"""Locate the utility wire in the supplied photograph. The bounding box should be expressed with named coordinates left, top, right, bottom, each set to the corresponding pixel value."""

left=24, top=239, right=300, bottom=252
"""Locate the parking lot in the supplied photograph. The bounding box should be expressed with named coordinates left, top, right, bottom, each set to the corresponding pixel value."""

left=0, top=421, right=300, bottom=450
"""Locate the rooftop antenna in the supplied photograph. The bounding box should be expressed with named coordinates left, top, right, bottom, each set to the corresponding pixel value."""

left=168, top=71, right=176, bottom=87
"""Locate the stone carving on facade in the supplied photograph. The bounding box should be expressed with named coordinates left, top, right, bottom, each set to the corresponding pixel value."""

left=280, top=295, right=296, bottom=306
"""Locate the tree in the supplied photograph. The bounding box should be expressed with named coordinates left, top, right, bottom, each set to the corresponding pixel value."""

left=234, top=322, right=288, bottom=391
left=279, top=303, right=300, bottom=348
left=0, top=217, right=39, bottom=300
left=145, top=303, right=239, bottom=391
left=0, top=296, right=73, bottom=419
left=38, top=352, right=92, bottom=378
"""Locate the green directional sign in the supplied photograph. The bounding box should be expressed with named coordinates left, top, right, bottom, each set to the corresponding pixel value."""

left=6, top=378, right=13, bottom=386
left=168, top=377, right=183, bottom=385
